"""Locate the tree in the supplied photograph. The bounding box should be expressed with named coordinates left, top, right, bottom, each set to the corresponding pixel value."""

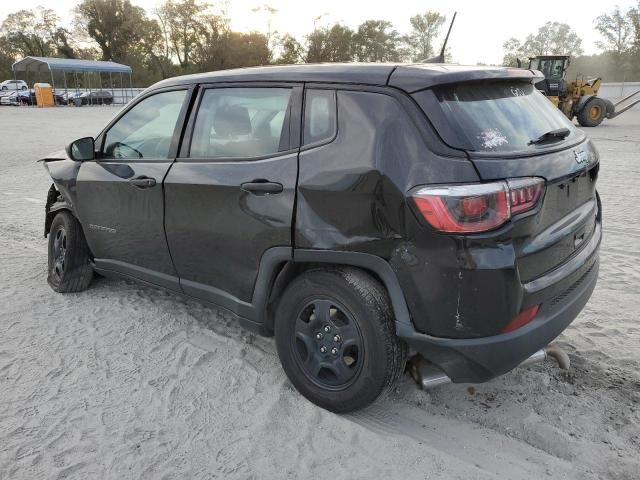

left=0, top=36, right=15, bottom=80
left=274, top=34, right=304, bottom=64
left=156, top=0, right=210, bottom=68
left=353, top=20, right=402, bottom=62
left=502, top=22, right=583, bottom=66
left=251, top=3, right=278, bottom=61
left=52, top=28, right=78, bottom=58
left=1, top=7, right=60, bottom=57
left=631, top=2, right=640, bottom=54
left=306, top=28, right=329, bottom=62
left=126, top=17, right=173, bottom=80
left=406, top=11, right=445, bottom=61
left=624, top=2, right=640, bottom=77
left=190, top=13, right=231, bottom=71
left=502, top=38, right=523, bottom=67
left=524, top=22, right=583, bottom=56
left=75, top=0, right=149, bottom=62
left=306, top=24, right=354, bottom=62
left=222, top=32, right=270, bottom=69
left=594, top=6, right=633, bottom=66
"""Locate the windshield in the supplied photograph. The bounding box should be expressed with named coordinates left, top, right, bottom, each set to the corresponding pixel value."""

left=529, top=58, right=567, bottom=79
left=413, top=81, right=579, bottom=153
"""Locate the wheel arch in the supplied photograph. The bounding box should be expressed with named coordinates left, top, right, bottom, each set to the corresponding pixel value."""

left=45, top=184, right=78, bottom=238
left=574, top=94, right=595, bottom=116
left=255, top=248, right=413, bottom=337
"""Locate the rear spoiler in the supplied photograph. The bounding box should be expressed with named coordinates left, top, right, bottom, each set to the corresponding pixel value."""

left=388, top=66, right=544, bottom=93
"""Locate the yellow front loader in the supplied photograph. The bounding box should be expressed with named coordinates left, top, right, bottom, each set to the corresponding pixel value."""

left=528, top=55, right=640, bottom=127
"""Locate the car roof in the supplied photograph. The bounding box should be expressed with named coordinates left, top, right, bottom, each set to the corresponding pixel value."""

left=153, top=63, right=396, bottom=89
left=151, top=63, right=542, bottom=93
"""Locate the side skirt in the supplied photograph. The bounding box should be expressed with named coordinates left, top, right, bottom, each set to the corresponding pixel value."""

left=93, top=248, right=414, bottom=339
left=93, top=246, right=293, bottom=335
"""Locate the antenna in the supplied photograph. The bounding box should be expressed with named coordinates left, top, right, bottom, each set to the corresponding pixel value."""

left=423, top=11, right=457, bottom=63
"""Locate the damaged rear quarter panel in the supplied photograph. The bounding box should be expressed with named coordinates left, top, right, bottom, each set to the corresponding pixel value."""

left=295, top=87, right=530, bottom=338
left=295, top=88, right=483, bottom=336
left=296, top=87, right=478, bottom=255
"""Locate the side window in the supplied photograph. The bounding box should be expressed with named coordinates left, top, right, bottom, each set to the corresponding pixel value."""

left=190, top=88, right=291, bottom=159
left=103, top=89, right=187, bottom=160
left=303, top=89, right=336, bottom=146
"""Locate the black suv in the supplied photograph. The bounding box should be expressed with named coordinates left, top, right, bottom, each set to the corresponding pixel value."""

left=42, top=64, right=601, bottom=412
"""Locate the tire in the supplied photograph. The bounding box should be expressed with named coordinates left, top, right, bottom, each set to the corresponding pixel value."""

left=577, top=97, right=606, bottom=127
left=275, top=267, right=407, bottom=413
left=1, top=86, right=6, bottom=91
left=47, top=211, right=93, bottom=293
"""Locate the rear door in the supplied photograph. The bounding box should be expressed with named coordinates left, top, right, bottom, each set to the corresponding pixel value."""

left=76, top=87, right=192, bottom=289
left=164, top=83, right=302, bottom=307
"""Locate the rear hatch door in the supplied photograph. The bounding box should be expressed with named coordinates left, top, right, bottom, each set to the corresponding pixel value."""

left=411, top=80, right=600, bottom=282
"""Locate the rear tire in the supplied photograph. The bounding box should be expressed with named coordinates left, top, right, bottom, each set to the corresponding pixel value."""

left=274, top=267, right=407, bottom=413
left=47, top=211, right=93, bottom=293
left=577, top=97, right=606, bottom=127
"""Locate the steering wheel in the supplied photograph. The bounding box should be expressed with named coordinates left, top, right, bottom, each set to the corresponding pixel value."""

left=106, top=141, right=144, bottom=159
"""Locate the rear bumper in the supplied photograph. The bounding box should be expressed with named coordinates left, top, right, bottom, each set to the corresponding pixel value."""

left=396, top=232, right=600, bottom=383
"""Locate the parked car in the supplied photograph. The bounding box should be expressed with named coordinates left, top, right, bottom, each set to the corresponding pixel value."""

left=0, top=89, right=36, bottom=105
left=40, top=64, right=601, bottom=412
left=0, top=79, right=28, bottom=91
left=54, top=90, right=69, bottom=105
left=79, top=90, right=114, bottom=105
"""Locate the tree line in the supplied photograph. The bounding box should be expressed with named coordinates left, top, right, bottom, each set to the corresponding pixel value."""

left=503, top=3, right=640, bottom=81
left=0, top=0, right=639, bottom=87
left=0, top=0, right=448, bottom=86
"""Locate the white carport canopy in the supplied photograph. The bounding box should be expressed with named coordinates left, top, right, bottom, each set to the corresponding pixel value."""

left=12, top=57, right=131, bottom=74
left=11, top=56, right=134, bottom=104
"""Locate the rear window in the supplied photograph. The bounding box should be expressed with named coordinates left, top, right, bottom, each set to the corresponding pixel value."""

left=303, top=89, right=336, bottom=146
left=413, top=82, right=579, bottom=153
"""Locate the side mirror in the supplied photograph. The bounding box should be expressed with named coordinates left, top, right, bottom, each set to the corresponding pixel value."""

left=66, top=137, right=95, bottom=161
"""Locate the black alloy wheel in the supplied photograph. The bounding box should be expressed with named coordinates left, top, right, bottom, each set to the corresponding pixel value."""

left=51, top=226, right=68, bottom=282
left=292, top=298, right=364, bottom=390
left=47, top=211, right=94, bottom=293
left=275, top=267, right=407, bottom=413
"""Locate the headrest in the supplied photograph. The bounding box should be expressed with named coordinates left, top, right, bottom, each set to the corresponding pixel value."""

left=213, top=104, right=252, bottom=136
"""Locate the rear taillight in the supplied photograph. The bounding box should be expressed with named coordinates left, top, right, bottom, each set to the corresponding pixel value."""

left=412, top=177, right=545, bottom=233
left=507, top=178, right=545, bottom=215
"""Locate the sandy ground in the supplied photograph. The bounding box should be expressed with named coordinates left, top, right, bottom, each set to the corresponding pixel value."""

left=0, top=104, right=638, bottom=480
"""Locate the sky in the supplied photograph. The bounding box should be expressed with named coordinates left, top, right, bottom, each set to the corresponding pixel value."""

left=1, top=0, right=637, bottom=65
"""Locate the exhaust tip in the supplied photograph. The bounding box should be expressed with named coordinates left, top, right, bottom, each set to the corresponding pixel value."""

left=409, top=343, right=570, bottom=391
left=544, top=343, right=570, bottom=370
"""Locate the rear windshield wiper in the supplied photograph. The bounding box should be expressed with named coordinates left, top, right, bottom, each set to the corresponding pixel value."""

left=528, top=128, right=571, bottom=145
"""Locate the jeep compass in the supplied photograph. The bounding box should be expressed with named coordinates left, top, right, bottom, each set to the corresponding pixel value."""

left=41, top=63, right=601, bottom=412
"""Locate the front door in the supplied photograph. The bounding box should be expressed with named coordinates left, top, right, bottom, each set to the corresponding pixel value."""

left=164, top=84, right=301, bottom=309
left=76, top=88, right=190, bottom=289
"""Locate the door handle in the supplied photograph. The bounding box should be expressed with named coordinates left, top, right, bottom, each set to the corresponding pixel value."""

left=240, top=180, right=283, bottom=195
left=129, top=176, right=157, bottom=188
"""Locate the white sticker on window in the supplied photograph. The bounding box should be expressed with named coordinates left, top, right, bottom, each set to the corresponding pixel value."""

left=477, top=128, right=508, bottom=149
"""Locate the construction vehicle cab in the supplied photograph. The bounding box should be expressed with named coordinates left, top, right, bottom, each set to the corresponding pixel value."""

left=529, top=55, right=570, bottom=97
left=528, top=54, right=640, bottom=127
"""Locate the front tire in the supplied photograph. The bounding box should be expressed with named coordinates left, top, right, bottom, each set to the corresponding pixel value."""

left=47, top=211, right=93, bottom=293
left=275, top=267, right=407, bottom=413
left=577, top=97, right=606, bottom=127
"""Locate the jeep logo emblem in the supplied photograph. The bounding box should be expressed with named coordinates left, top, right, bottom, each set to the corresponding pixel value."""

left=574, top=149, right=589, bottom=165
